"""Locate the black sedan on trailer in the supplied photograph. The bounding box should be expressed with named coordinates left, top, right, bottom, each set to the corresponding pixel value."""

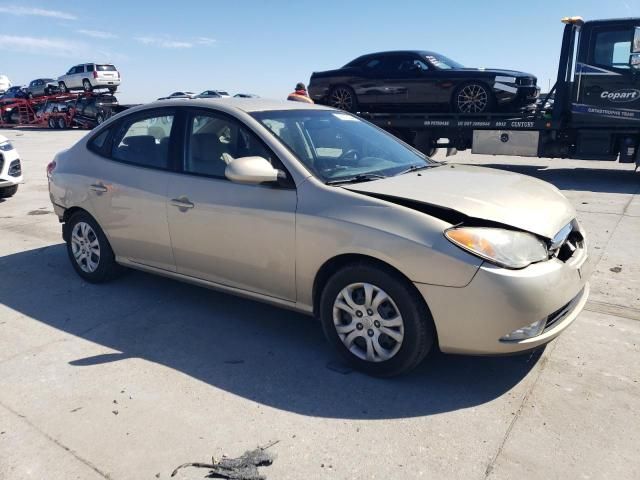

left=308, top=51, right=539, bottom=114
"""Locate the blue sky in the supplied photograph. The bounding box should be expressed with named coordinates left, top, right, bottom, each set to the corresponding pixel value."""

left=0, top=0, right=638, bottom=103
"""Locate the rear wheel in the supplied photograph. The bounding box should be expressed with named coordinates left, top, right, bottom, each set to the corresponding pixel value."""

left=453, top=82, right=494, bottom=113
left=65, top=211, right=123, bottom=283
left=319, top=262, right=435, bottom=376
left=328, top=85, right=358, bottom=113
left=57, top=117, right=66, bottom=129
left=82, top=79, right=92, bottom=92
left=48, top=117, right=56, bottom=129
left=0, top=185, right=18, bottom=198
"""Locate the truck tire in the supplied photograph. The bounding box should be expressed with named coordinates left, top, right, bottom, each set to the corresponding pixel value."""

left=57, top=117, right=67, bottom=129
left=48, top=118, right=56, bottom=129
left=59, top=82, right=68, bottom=93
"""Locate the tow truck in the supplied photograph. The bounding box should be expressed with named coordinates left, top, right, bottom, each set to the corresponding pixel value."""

left=361, top=17, right=640, bottom=168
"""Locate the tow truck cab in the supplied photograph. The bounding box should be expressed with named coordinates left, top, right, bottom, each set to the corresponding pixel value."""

left=555, top=17, right=640, bottom=161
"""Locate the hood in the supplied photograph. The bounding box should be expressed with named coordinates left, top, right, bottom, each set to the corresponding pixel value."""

left=345, top=165, right=574, bottom=239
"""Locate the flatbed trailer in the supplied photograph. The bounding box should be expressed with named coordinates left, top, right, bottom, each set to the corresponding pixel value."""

left=0, top=91, right=126, bottom=129
left=361, top=17, right=640, bottom=168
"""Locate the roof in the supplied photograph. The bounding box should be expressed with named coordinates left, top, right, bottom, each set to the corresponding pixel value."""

left=355, top=50, right=441, bottom=58
left=148, top=97, right=333, bottom=113
left=584, top=17, right=640, bottom=26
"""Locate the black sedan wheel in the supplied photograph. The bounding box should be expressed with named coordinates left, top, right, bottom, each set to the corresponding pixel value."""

left=454, top=83, right=493, bottom=114
left=329, top=86, right=358, bottom=113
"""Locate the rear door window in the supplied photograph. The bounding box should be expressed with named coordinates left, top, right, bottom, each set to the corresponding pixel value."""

left=87, top=64, right=95, bottom=72
left=111, top=112, right=175, bottom=169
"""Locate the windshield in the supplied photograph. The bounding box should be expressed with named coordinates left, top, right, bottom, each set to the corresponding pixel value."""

left=425, top=54, right=464, bottom=70
left=251, top=110, right=435, bottom=183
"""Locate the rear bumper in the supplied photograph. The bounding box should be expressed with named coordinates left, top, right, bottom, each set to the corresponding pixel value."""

left=416, top=245, right=591, bottom=355
left=93, top=78, right=120, bottom=87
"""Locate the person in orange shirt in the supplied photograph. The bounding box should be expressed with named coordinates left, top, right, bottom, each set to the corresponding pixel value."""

left=287, top=82, right=314, bottom=104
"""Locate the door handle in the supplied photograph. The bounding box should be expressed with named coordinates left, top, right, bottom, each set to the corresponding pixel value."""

left=170, top=197, right=195, bottom=209
left=89, top=183, right=108, bottom=193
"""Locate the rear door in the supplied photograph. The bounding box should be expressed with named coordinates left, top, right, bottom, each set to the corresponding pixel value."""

left=87, top=108, right=177, bottom=271
left=576, top=21, right=640, bottom=117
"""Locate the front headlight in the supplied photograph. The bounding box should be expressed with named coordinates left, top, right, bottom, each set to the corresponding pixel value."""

left=445, top=227, right=548, bottom=269
left=0, top=140, right=14, bottom=152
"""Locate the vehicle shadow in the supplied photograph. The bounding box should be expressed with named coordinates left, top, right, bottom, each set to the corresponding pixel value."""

left=469, top=163, right=639, bottom=194
left=0, top=244, right=542, bottom=420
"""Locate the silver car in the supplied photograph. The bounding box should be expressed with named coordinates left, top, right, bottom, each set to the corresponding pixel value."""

left=47, top=99, right=591, bottom=376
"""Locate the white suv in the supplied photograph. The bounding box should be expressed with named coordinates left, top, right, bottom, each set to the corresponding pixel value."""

left=0, top=135, right=23, bottom=199
left=0, top=75, right=11, bottom=94
left=58, top=63, right=120, bottom=93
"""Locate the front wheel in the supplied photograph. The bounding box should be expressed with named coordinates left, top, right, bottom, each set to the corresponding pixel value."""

left=0, top=185, right=18, bottom=198
left=319, top=263, right=435, bottom=376
left=453, top=83, right=494, bottom=114
left=328, top=86, right=358, bottom=113
left=59, top=82, right=68, bottom=93
left=65, top=211, right=123, bottom=283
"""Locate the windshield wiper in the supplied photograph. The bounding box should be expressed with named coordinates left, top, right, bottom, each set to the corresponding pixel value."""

left=396, top=163, right=440, bottom=176
left=326, top=173, right=387, bottom=185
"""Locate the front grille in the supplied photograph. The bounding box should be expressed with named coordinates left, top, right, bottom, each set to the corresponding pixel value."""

left=549, top=220, right=584, bottom=263
left=8, top=159, right=21, bottom=177
left=544, top=288, right=584, bottom=332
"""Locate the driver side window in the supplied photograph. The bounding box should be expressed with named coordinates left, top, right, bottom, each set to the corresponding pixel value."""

left=185, top=113, right=278, bottom=178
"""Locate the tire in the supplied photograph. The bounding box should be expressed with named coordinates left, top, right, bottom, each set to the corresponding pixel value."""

left=96, top=113, right=104, bottom=125
left=59, top=82, right=67, bottom=93
left=328, top=85, right=358, bottom=113
left=27, top=92, right=33, bottom=100
left=319, top=262, right=435, bottom=377
left=453, top=82, right=494, bottom=114
left=82, top=79, right=92, bottom=92
left=65, top=211, right=123, bottom=283
left=57, top=117, right=66, bottom=129
left=108, top=87, right=117, bottom=94
left=48, top=117, right=56, bottom=129
left=0, top=185, right=18, bottom=198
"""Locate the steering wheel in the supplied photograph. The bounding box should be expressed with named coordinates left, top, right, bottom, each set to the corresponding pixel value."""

left=338, top=148, right=359, bottom=162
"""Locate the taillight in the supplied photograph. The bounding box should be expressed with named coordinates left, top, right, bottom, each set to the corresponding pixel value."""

left=46, top=160, right=56, bottom=178
left=117, top=71, right=120, bottom=78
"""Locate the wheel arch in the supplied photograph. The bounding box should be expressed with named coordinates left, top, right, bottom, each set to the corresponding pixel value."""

left=312, top=253, right=429, bottom=317
left=62, top=206, right=95, bottom=241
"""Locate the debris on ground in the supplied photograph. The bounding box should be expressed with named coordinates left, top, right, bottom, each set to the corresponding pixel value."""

left=170, top=441, right=278, bottom=479
left=610, top=266, right=622, bottom=273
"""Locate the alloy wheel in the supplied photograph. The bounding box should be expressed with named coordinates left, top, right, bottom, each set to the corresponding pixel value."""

left=332, top=282, right=404, bottom=362
left=457, top=84, right=489, bottom=113
left=71, top=222, right=101, bottom=273
left=330, top=87, right=355, bottom=111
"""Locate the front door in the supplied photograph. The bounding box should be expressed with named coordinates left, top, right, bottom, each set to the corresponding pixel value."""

left=166, top=110, right=297, bottom=300
left=576, top=22, right=640, bottom=119
left=87, top=109, right=177, bottom=271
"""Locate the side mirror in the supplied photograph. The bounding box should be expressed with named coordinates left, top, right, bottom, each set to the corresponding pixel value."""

left=225, top=156, right=279, bottom=185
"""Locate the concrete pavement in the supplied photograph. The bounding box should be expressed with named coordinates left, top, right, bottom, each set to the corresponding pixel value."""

left=0, top=129, right=638, bottom=479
